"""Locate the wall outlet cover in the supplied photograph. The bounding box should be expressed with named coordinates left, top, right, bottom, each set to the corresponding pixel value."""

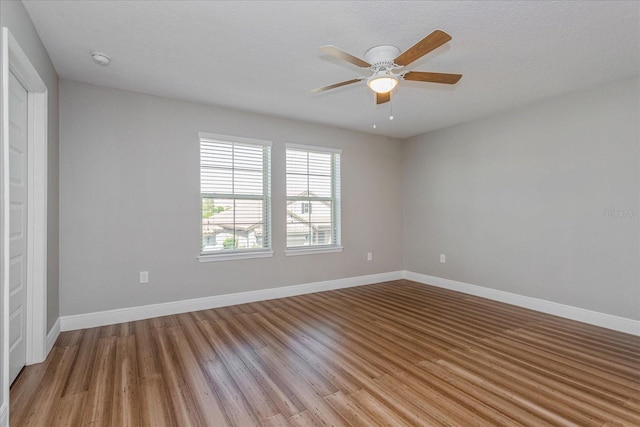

left=139, top=271, right=149, bottom=284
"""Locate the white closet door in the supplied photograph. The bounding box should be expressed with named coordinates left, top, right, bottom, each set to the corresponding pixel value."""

left=8, top=71, right=28, bottom=384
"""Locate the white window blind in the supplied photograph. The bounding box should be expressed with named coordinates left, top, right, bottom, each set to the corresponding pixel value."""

left=286, top=144, right=341, bottom=250
left=200, top=132, right=271, bottom=256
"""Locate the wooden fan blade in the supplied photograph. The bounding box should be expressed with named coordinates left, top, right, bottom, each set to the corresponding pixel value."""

left=376, top=92, right=391, bottom=104
left=394, top=30, right=452, bottom=67
left=403, top=71, right=462, bottom=84
left=311, top=78, right=364, bottom=93
left=319, top=45, right=371, bottom=68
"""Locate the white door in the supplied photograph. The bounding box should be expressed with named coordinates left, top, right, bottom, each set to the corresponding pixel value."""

left=8, top=71, right=28, bottom=384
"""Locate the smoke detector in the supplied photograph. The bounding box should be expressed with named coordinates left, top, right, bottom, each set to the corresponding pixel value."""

left=91, top=52, right=111, bottom=66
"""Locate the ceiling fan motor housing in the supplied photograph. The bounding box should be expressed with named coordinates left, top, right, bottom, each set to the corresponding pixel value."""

left=364, top=45, right=401, bottom=70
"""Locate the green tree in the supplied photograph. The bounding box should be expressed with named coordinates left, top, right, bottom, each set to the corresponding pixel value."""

left=222, top=237, right=237, bottom=249
left=202, top=199, right=226, bottom=219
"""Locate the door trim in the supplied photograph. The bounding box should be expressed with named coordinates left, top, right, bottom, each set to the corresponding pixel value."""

left=1, top=26, right=48, bottom=421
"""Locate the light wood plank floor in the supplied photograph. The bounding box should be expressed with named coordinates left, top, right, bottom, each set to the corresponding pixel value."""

left=10, top=280, right=640, bottom=426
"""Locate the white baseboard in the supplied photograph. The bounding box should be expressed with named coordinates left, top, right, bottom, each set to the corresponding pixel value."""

left=404, top=271, right=640, bottom=336
left=0, top=403, right=7, bottom=427
left=60, top=271, right=403, bottom=331
left=57, top=269, right=638, bottom=336
left=46, top=317, right=61, bottom=355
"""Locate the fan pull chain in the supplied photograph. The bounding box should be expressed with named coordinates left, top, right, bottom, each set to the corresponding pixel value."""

left=373, top=93, right=377, bottom=128
left=389, top=101, right=394, bottom=120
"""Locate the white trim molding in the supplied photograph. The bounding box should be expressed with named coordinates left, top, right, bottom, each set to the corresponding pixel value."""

left=25, top=88, right=48, bottom=365
left=285, top=142, right=342, bottom=154
left=46, top=318, right=60, bottom=356
left=0, top=27, right=8, bottom=427
left=0, top=402, right=7, bottom=427
left=60, top=271, right=403, bottom=331
left=285, top=246, right=343, bottom=256
left=198, top=131, right=272, bottom=147
left=58, top=270, right=639, bottom=336
left=198, top=250, right=274, bottom=262
left=404, top=271, right=640, bottom=336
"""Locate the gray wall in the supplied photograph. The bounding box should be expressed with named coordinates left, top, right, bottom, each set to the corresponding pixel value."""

left=403, top=77, right=640, bottom=320
left=0, top=0, right=59, bottom=333
left=59, top=80, right=403, bottom=316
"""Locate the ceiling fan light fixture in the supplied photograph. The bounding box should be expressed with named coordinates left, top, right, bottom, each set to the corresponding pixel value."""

left=367, top=74, right=398, bottom=94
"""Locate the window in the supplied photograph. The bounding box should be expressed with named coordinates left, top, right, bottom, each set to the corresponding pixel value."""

left=199, top=132, right=272, bottom=260
left=286, top=144, right=341, bottom=254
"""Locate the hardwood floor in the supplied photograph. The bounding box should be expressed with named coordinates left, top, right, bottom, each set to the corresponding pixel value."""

left=10, top=280, right=640, bottom=426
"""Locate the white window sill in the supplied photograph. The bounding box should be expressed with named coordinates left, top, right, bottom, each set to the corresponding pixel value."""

left=198, top=250, right=274, bottom=262
left=285, top=246, right=343, bottom=257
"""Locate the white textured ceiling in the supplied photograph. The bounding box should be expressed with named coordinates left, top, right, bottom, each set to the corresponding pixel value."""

left=23, top=0, right=640, bottom=138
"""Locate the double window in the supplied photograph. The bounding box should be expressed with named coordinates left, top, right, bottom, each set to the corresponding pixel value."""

left=199, top=132, right=272, bottom=259
left=199, top=134, right=340, bottom=260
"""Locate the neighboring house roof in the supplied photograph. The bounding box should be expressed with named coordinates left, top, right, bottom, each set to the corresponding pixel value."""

left=286, top=191, right=332, bottom=224
left=203, top=192, right=332, bottom=235
left=204, top=208, right=263, bottom=230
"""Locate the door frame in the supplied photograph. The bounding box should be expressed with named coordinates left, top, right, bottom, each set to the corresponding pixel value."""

left=1, top=26, right=48, bottom=423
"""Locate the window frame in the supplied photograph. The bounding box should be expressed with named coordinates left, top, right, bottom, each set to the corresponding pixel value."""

left=198, top=132, right=273, bottom=262
left=285, top=143, right=342, bottom=256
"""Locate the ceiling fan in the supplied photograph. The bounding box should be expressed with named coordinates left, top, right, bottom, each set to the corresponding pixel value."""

left=312, top=30, right=462, bottom=105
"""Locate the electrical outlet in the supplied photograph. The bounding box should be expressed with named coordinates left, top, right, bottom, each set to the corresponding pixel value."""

left=367, top=252, right=373, bottom=261
left=139, top=271, right=149, bottom=284
left=440, top=254, right=446, bottom=263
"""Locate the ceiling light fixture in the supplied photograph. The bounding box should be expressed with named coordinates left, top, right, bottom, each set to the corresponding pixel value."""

left=91, top=51, right=111, bottom=66
left=367, top=72, right=398, bottom=94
